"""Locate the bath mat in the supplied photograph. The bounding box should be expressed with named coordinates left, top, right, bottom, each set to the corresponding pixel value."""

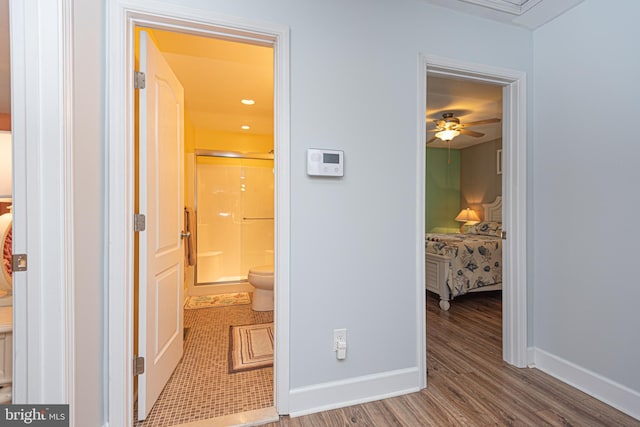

left=184, top=292, right=251, bottom=309
left=228, top=322, right=274, bottom=373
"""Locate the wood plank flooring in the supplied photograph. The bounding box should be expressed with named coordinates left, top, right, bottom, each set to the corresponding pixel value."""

left=265, top=291, right=639, bottom=426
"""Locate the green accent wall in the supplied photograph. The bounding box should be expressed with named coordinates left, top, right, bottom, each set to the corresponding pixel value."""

left=460, top=138, right=502, bottom=219
left=426, top=147, right=460, bottom=234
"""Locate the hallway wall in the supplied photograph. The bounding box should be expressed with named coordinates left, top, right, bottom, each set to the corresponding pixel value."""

left=70, top=0, right=533, bottom=424
left=533, top=0, right=640, bottom=398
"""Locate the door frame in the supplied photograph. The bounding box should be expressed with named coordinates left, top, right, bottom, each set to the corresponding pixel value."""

left=419, top=54, right=528, bottom=367
left=106, top=2, right=291, bottom=425
left=9, top=0, right=75, bottom=411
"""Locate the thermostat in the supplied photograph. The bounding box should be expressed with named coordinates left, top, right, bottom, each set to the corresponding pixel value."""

left=307, top=149, right=344, bottom=177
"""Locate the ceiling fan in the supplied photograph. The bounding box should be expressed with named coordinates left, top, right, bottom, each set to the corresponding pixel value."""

left=427, top=112, right=501, bottom=144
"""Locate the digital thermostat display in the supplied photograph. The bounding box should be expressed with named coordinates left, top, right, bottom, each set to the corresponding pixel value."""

left=323, top=153, right=340, bottom=164
left=307, top=149, right=344, bottom=177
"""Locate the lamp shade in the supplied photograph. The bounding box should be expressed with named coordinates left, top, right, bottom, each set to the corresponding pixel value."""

left=0, top=131, right=11, bottom=198
left=455, top=208, right=480, bottom=224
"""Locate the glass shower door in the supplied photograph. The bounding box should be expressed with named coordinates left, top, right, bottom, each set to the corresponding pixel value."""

left=195, top=155, right=273, bottom=285
left=239, top=163, right=274, bottom=273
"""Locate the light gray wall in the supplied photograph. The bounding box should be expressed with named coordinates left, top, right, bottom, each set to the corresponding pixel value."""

left=460, top=139, right=502, bottom=218
left=71, top=0, right=534, bottom=424
left=72, top=0, right=105, bottom=425
left=533, top=0, right=640, bottom=392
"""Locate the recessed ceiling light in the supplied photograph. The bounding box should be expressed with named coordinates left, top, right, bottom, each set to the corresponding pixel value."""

left=241, top=125, right=251, bottom=130
left=241, top=99, right=255, bottom=105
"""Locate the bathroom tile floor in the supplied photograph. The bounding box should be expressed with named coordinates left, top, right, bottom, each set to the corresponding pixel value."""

left=134, top=294, right=274, bottom=427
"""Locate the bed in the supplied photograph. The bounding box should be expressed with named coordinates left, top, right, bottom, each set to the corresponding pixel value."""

left=425, top=197, right=503, bottom=311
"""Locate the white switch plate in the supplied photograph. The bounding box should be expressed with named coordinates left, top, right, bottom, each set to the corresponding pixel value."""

left=333, top=328, right=347, bottom=351
left=333, top=328, right=347, bottom=359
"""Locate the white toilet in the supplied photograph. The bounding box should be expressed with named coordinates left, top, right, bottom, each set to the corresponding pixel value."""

left=248, top=265, right=274, bottom=311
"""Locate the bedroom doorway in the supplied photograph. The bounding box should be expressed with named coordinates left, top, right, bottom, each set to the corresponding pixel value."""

left=421, top=55, right=528, bottom=368
left=425, top=76, right=503, bottom=309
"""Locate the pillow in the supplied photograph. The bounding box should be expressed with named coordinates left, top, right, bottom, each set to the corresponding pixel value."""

left=467, top=221, right=502, bottom=237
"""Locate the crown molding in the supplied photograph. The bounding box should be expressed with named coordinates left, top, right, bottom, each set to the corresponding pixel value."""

left=460, top=0, right=542, bottom=16
left=422, top=0, right=585, bottom=29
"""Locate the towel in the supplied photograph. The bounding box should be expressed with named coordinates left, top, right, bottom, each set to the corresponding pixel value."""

left=184, top=207, right=196, bottom=266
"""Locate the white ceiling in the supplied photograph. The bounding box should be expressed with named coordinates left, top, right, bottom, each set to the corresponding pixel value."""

left=427, top=76, right=502, bottom=149
left=420, top=0, right=585, bottom=29
left=151, top=29, right=274, bottom=136
left=0, top=0, right=582, bottom=127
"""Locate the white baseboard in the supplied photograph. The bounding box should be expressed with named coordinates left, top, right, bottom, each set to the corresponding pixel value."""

left=526, top=346, right=536, bottom=367
left=288, top=367, right=421, bottom=417
left=532, top=347, right=640, bottom=421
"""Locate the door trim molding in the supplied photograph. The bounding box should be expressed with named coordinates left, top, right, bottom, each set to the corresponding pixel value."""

left=10, top=0, right=75, bottom=409
left=106, top=1, right=290, bottom=425
left=421, top=54, right=528, bottom=367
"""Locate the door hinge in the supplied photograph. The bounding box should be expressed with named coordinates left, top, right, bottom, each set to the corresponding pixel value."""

left=12, top=254, right=28, bottom=272
left=134, top=213, right=146, bottom=232
left=134, top=356, right=145, bottom=376
left=501, top=230, right=507, bottom=240
left=134, top=71, right=146, bottom=89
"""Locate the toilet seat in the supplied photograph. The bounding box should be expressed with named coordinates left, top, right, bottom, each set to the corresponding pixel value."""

left=248, top=265, right=273, bottom=276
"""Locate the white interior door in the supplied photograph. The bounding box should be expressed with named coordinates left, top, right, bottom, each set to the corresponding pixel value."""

left=138, top=30, right=185, bottom=421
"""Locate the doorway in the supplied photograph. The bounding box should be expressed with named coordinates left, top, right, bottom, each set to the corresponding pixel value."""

left=133, top=25, right=277, bottom=424
left=106, top=4, right=291, bottom=426
left=420, top=54, right=528, bottom=370
left=424, top=74, right=505, bottom=360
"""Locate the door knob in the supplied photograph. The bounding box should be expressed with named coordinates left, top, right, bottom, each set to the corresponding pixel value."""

left=180, top=231, right=191, bottom=239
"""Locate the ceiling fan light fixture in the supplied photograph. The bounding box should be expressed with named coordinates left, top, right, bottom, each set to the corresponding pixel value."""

left=435, top=129, right=460, bottom=142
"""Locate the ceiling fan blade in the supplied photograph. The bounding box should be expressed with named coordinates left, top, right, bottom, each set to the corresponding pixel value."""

left=426, top=136, right=438, bottom=144
left=460, top=129, right=484, bottom=137
left=462, top=118, right=501, bottom=127
left=427, top=129, right=439, bottom=132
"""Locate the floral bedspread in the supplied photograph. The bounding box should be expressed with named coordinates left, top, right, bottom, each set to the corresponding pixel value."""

left=425, top=232, right=502, bottom=297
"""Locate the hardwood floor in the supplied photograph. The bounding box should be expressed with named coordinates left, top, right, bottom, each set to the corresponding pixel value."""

left=264, top=291, right=639, bottom=426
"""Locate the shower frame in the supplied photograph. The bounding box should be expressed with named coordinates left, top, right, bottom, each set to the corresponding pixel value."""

left=193, top=149, right=274, bottom=287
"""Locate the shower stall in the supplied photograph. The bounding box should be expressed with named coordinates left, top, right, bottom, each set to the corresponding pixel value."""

left=195, top=150, right=274, bottom=285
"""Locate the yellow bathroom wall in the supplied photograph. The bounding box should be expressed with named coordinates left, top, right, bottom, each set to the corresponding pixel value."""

left=185, top=113, right=196, bottom=153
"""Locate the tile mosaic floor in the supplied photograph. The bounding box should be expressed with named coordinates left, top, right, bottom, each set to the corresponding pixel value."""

left=134, top=297, right=274, bottom=427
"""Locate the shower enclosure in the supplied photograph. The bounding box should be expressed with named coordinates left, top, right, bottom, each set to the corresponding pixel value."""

left=195, top=151, right=274, bottom=285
